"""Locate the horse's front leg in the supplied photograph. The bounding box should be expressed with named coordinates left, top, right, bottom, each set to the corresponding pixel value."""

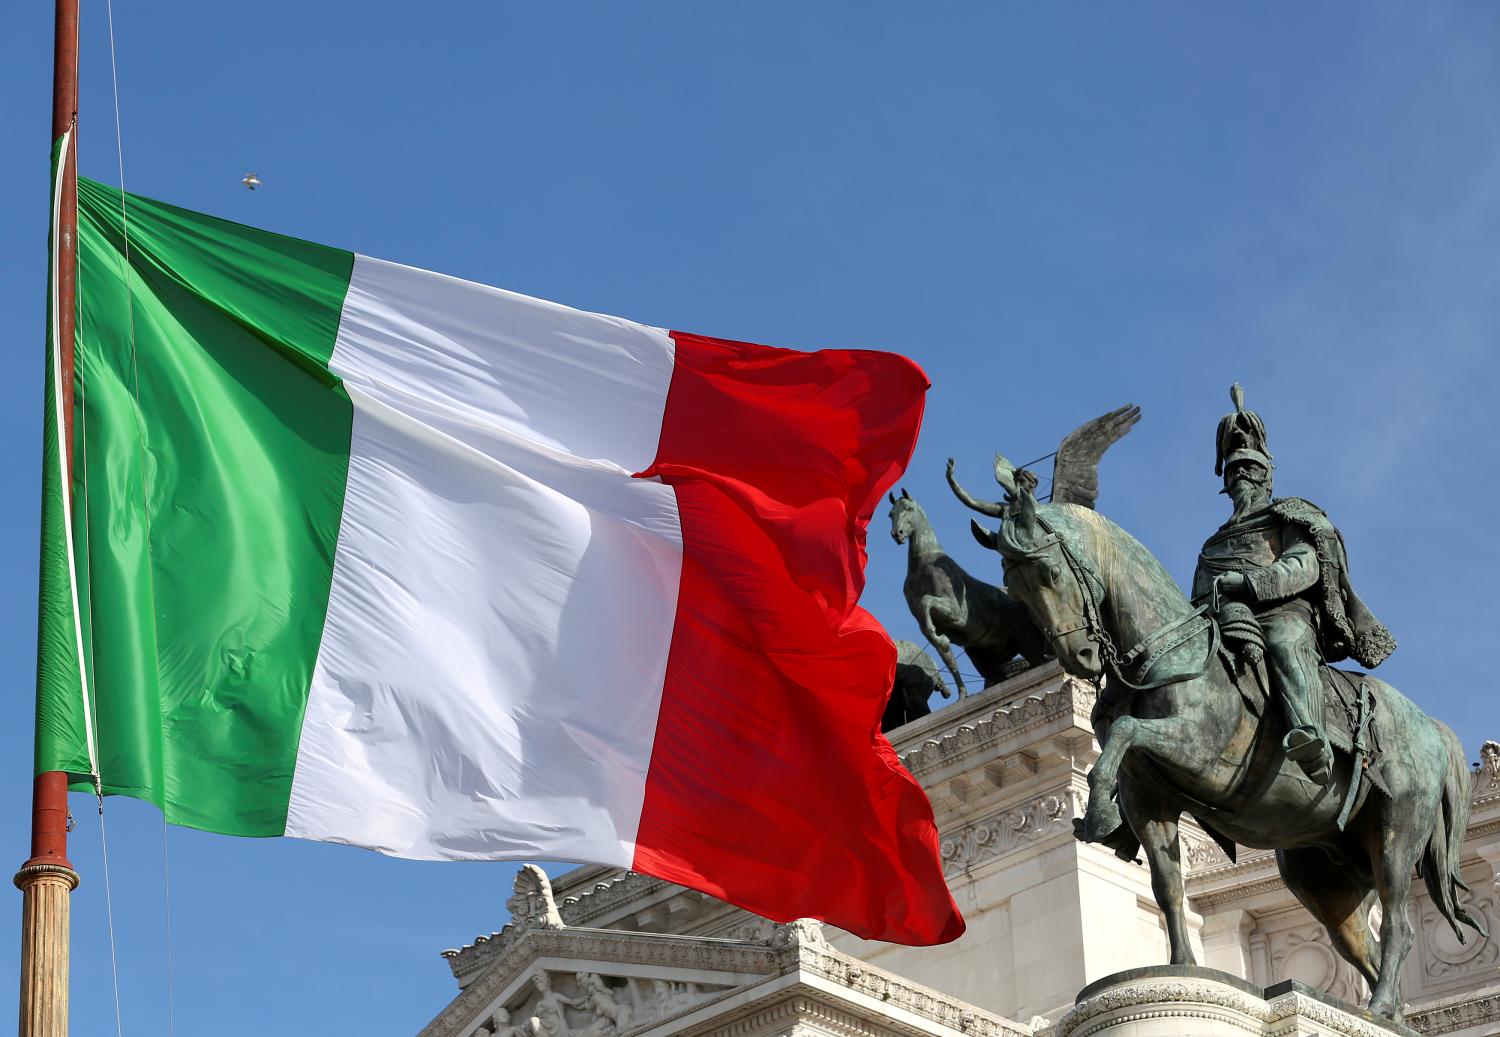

left=1083, top=714, right=1196, bottom=843
left=1123, top=791, right=1195, bottom=965
left=917, top=594, right=968, bottom=697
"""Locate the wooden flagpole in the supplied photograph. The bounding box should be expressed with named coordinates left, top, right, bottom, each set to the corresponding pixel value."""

left=16, top=1, right=82, bottom=1034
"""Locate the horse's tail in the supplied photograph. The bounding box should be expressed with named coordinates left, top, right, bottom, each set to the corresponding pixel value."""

left=1421, top=720, right=1489, bottom=943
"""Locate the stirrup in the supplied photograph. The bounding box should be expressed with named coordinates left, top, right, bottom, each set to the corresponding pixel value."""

left=1284, top=727, right=1332, bottom=786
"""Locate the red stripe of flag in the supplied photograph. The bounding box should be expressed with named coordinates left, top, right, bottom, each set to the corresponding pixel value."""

left=631, top=331, right=963, bottom=946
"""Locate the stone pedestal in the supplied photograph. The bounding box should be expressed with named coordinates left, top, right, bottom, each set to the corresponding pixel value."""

left=1054, top=966, right=1420, bottom=1037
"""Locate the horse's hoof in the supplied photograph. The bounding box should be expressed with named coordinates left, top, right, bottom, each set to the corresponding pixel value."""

left=1071, top=818, right=1086, bottom=841
left=1083, top=802, right=1125, bottom=845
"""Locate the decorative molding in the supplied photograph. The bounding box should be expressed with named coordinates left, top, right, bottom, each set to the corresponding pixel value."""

left=792, top=946, right=1030, bottom=1037
left=768, top=919, right=830, bottom=951
left=1183, top=837, right=1233, bottom=871
left=1416, top=889, right=1497, bottom=985
left=1264, top=989, right=1415, bottom=1037
left=1055, top=977, right=1414, bottom=1037
left=427, top=917, right=1033, bottom=1037
left=424, top=929, right=780, bottom=1037
left=1476, top=742, right=1499, bottom=793
left=899, top=680, right=1096, bottom=782
left=706, top=918, right=777, bottom=944
left=561, top=873, right=672, bottom=929
left=511, top=865, right=567, bottom=931
left=1466, top=817, right=1500, bottom=843
left=1266, top=922, right=1363, bottom=1004
left=1191, top=877, right=1290, bottom=911
left=1054, top=978, right=1267, bottom=1037
left=939, top=788, right=1080, bottom=874
left=1406, top=989, right=1500, bottom=1035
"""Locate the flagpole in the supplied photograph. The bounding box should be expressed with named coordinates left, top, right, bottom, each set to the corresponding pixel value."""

left=16, top=1, right=82, bottom=1035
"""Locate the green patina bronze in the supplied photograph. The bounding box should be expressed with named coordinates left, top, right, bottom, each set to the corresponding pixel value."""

left=949, top=387, right=1487, bottom=1020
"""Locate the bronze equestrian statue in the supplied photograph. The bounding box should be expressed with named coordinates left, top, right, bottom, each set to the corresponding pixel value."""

left=949, top=388, right=1486, bottom=1020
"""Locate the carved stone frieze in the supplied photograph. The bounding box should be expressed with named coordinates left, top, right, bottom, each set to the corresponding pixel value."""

left=1263, top=988, right=1416, bottom=1037
left=939, top=789, right=1080, bottom=874
left=1182, top=837, right=1232, bottom=871
left=1190, top=877, right=1289, bottom=912
left=704, top=918, right=776, bottom=944
left=1406, top=988, right=1500, bottom=1035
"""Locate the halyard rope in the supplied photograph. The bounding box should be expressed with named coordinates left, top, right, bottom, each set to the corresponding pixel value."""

left=103, top=0, right=178, bottom=1032
left=95, top=801, right=126, bottom=1037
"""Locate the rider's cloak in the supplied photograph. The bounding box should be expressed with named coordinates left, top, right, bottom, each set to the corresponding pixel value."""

left=1272, top=498, right=1396, bottom=669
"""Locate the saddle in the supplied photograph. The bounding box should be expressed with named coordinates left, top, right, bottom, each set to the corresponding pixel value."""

left=1223, top=645, right=1391, bottom=801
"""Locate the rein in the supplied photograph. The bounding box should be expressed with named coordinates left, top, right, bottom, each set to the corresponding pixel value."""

left=1028, top=513, right=1215, bottom=693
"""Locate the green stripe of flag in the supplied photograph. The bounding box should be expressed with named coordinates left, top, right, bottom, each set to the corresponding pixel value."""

left=38, top=178, right=357, bottom=835
left=36, top=138, right=90, bottom=780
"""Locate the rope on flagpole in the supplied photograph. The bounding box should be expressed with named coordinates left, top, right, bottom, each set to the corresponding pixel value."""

left=69, top=112, right=125, bottom=1037
left=103, top=1, right=178, bottom=1033
left=95, top=801, right=125, bottom=1037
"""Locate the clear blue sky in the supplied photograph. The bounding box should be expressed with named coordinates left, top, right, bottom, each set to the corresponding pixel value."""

left=2, top=4, right=1497, bottom=1033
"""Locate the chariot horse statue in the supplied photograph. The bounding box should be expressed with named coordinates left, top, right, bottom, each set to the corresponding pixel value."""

left=888, top=404, right=1141, bottom=696
left=948, top=396, right=1486, bottom=1020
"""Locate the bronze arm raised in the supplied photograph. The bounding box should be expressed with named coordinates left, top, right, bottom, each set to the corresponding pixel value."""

left=946, top=457, right=1004, bottom=517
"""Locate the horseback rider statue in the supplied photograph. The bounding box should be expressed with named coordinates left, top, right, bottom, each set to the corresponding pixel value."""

left=1194, top=384, right=1397, bottom=787
left=951, top=387, right=1484, bottom=1019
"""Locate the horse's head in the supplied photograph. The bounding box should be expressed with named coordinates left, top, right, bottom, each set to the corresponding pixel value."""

left=991, top=486, right=1107, bottom=679
left=887, top=488, right=924, bottom=545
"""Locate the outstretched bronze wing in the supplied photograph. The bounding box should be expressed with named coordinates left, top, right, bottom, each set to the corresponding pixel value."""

left=1050, top=404, right=1141, bottom=509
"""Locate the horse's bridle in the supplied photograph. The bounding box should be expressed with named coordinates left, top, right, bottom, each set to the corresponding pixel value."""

left=1007, top=513, right=1214, bottom=693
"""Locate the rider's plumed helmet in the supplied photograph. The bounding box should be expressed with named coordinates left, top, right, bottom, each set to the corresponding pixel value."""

left=1214, top=383, right=1273, bottom=478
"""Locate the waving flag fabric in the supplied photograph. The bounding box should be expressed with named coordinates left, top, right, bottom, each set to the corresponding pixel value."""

left=36, top=178, right=963, bottom=945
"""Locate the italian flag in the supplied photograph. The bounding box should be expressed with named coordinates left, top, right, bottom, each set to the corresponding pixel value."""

left=36, top=178, right=963, bottom=945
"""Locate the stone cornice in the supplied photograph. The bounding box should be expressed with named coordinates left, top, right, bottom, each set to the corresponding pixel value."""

left=886, top=662, right=1066, bottom=750
left=791, top=941, right=1030, bottom=1037
left=423, top=927, right=782, bottom=1037
left=423, top=924, right=1031, bottom=1037
left=899, top=679, right=1095, bottom=783
left=560, top=872, right=672, bottom=929
left=1405, top=980, right=1500, bottom=1036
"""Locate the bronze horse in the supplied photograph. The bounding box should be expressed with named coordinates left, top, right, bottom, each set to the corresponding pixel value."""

left=884, top=639, right=951, bottom=731
left=888, top=490, right=1047, bottom=696
left=952, top=463, right=1486, bottom=1019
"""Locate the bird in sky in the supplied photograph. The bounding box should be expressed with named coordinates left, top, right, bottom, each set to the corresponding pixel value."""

left=242, top=173, right=262, bottom=191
